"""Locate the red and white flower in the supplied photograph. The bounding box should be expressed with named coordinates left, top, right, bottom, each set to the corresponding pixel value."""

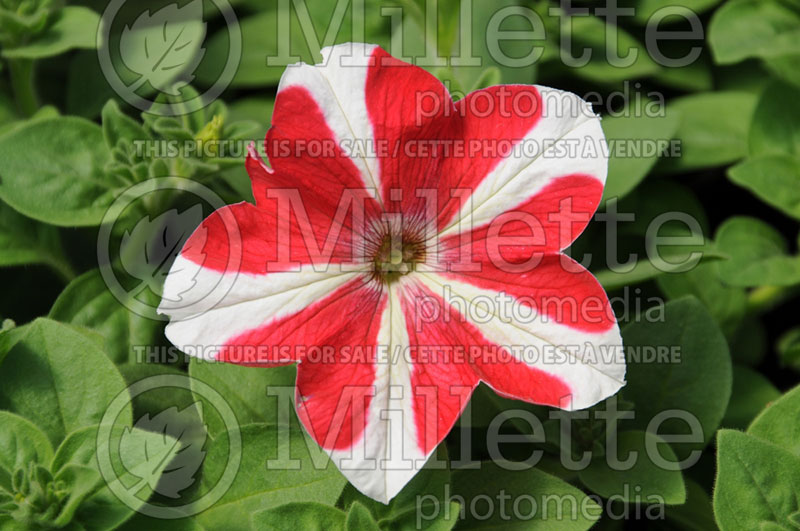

left=160, top=43, right=625, bottom=503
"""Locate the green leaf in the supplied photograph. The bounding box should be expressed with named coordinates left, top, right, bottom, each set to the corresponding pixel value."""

left=199, top=0, right=390, bottom=88
left=0, top=117, right=115, bottom=227
left=0, top=411, right=53, bottom=478
left=728, top=155, right=800, bottom=220
left=748, top=81, right=800, bottom=157
left=114, top=363, right=208, bottom=506
left=1, top=7, right=101, bottom=59
left=189, top=358, right=296, bottom=438
left=730, top=316, right=768, bottom=366
left=391, top=502, right=460, bottom=531
left=0, top=318, right=132, bottom=445
left=49, top=269, right=162, bottom=365
left=0, top=92, right=18, bottom=125
left=117, top=362, right=200, bottom=418
left=658, top=91, right=757, bottom=173
left=664, top=478, right=717, bottom=531
left=449, top=0, right=540, bottom=89
left=0, top=321, right=26, bottom=368
left=653, top=54, right=713, bottom=92
left=195, top=424, right=345, bottom=531
left=345, top=502, right=380, bottom=530
left=778, top=328, right=800, bottom=372
left=101, top=100, right=150, bottom=152
left=222, top=119, right=260, bottom=144
left=621, top=297, right=732, bottom=459
left=118, top=1, right=207, bottom=96
left=579, top=430, right=686, bottom=505
left=563, top=14, right=660, bottom=83
left=709, top=0, right=800, bottom=65
left=50, top=424, right=181, bottom=530
left=634, top=0, right=722, bottom=24
left=714, top=430, right=800, bottom=531
left=0, top=102, right=59, bottom=138
left=468, top=66, right=502, bottom=91
left=722, top=366, right=781, bottom=430
left=145, top=116, right=193, bottom=142
left=591, top=180, right=720, bottom=290
left=197, top=2, right=353, bottom=88
left=51, top=464, right=104, bottom=527
left=451, top=462, right=601, bottom=530
left=763, top=54, right=800, bottom=89
left=116, top=202, right=205, bottom=295
left=124, top=402, right=205, bottom=500
left=66, top=50, right=130, bottom=119
left=226, top=97, right=274, bottom=131
left=455, top=381, right=549, bottom=431
left=715, top=216, right=800, bottom=286
left=0, top=199, right=74, bottom=281
left=119, top=422, right=183, bottom=491
left=748, top=384, right=800, bottom=457
left=337, top=446, right=455, bottom=529
left=174, top=85, right=211, bottom=134
left=594, top=251, right=722, bottom=291
left=601, top=106, right=680, bottom=202
left=197, top=10, right=289, bottom=87
left=252, top=502, right=346, bottom=530
left=118, top=513, right=206, bottom=531
left=657, top=262, right=747, bottom=338
left=51, top=427, right=102, bottom=474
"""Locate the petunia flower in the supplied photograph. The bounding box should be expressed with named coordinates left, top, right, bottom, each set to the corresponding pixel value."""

left=159, top=43, right=625, bottom=503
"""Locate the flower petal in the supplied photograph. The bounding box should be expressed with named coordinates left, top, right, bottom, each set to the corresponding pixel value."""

left=436, top=85, right=543, bottom=230
left=436, top=173, right=603, bottom=263
left=364, top=46, right=453, bottom=214
left=266, top=42, right=385, bottom=213
left=216, top=277, right=380, bottom=365
left=401, top=278, right=573, bottom=414
left=397, top=279, right=481, bottom=455
left=297, top=282, right=427, bottom=503
left=159, top=43, right=620, bottom=506
left=417, top=256, right=625, bottom=410
left=438, top=86, right=607, bottom=251
left=158, top=201, right=362, bottom=362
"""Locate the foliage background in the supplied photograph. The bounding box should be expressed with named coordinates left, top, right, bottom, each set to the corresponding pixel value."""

left=0, top=0, right=799, bottom=529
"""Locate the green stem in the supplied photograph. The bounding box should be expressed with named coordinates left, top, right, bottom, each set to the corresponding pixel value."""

left=8, top=58, right=38, bottom=117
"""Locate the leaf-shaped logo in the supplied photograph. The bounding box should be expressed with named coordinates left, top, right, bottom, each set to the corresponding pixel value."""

left=122, top=403, right=208, bottom=499
left=120, top=204, right=205, bottom=295
left=119, top=0, right=208, bottom=95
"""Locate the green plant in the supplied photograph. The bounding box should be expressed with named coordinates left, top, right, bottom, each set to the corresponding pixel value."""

left=0, top=0, right=798, bottom=529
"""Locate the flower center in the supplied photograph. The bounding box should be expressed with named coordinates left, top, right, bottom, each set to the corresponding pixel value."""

left=370, top=227, right=426, bottom=284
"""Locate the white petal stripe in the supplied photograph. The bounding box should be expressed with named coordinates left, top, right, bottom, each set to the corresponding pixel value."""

left=277, top=43, right=382, bottom=201
left=321, top=282, right=428, bottom=503
left=416, top=272, right=625, bottom=410
left=440, top=86, right=608, bottom=239
left=159, top=256, right=359, bottom=360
